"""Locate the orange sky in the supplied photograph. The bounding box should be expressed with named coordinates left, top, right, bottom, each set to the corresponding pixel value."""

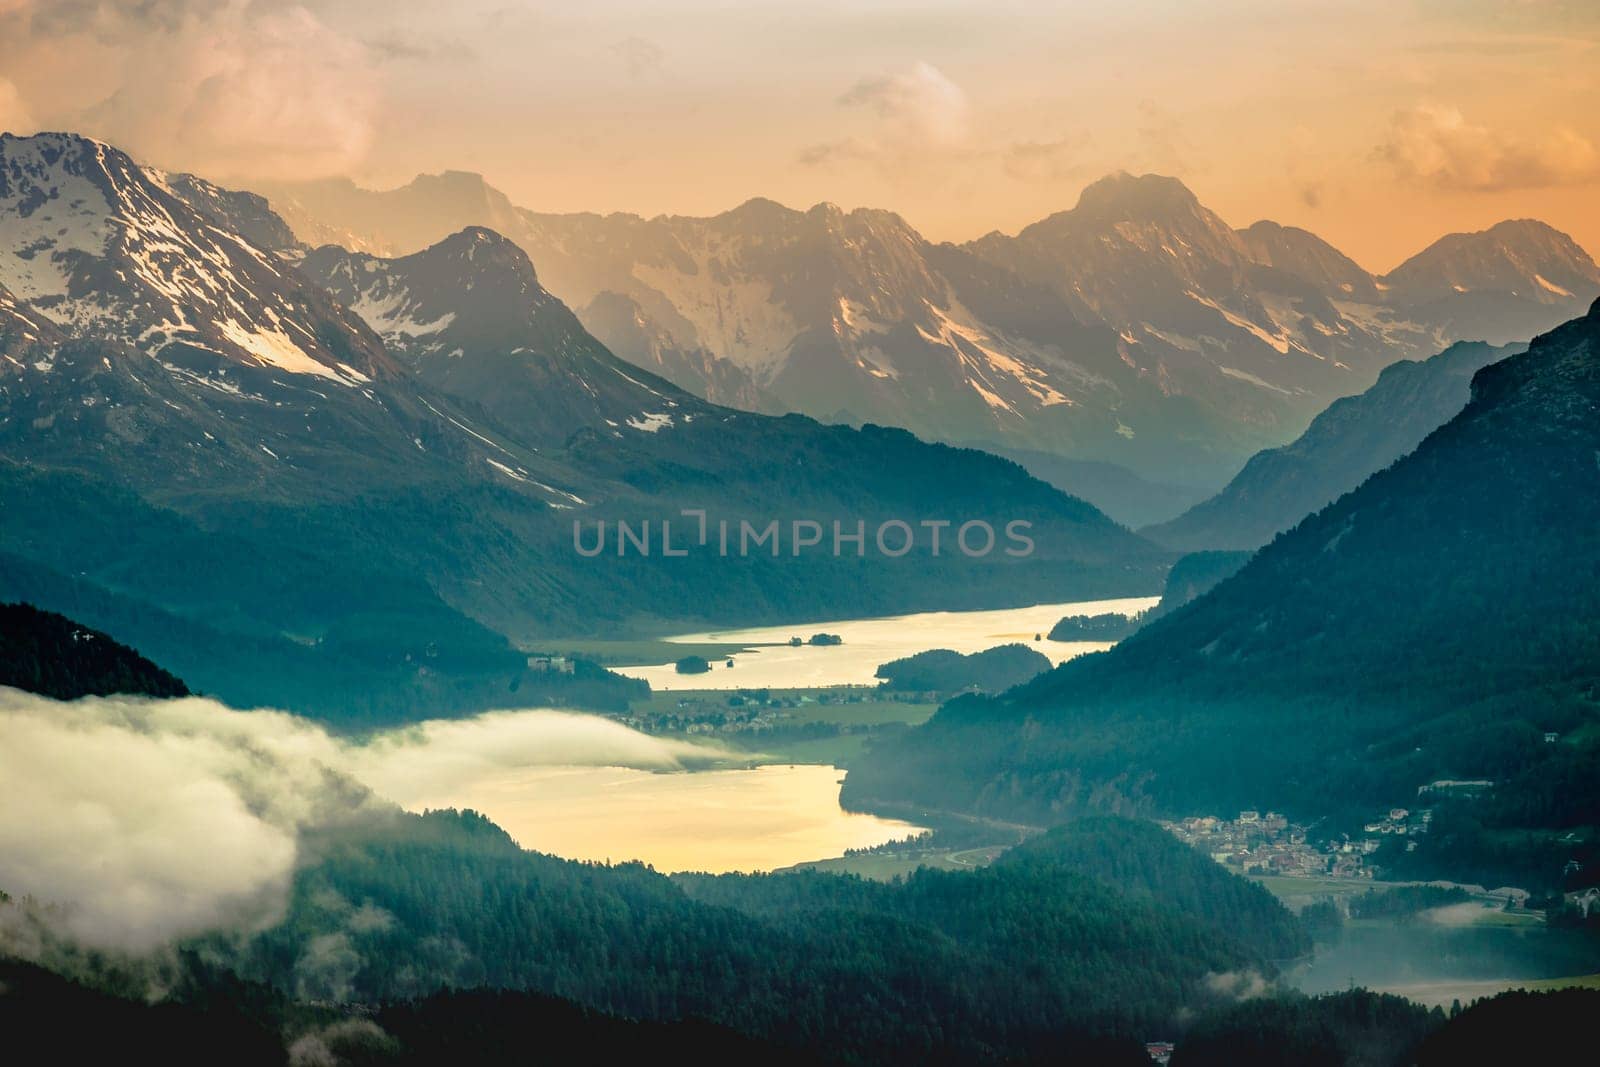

left=2, top=1, right=1598, bottom=271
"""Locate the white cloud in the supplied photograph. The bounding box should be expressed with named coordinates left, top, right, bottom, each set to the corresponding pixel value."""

left=839, top=61, right=970, bottom=149
left=0, top=688, right=721, bottom=956
left=0, top=692, right=361, bottom=953
left=0, top=1, right=380, bottom=180
left=802, top=60, right=971, bottom=169
left=1377, top=103, right=1600, bottom=191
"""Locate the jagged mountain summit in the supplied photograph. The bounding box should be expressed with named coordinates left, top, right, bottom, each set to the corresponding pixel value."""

left=1235, top=219, right=1381, bottom=301
left=969, top=173, right=1473, bottom=423
left=0, top=132, right=389, bottom=387
left=514, top=198, right=1169, bottom=461
left=301, top=228, right=697, bottom=446
left=256, top=167, right=1600, bottom=491
left=261, top=174, right=1248, bottom=483
left=1378, top=218, right=1600, bottom=344
left=0, top=134, right=570, bottom=507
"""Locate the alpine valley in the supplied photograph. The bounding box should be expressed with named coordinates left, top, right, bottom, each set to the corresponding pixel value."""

left=0, top=132, right=1164, bottom=720
left=2, top=82, right=1599, bottom=1067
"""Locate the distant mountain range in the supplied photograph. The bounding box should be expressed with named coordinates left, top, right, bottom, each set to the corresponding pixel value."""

left=1145, top=338, right=1523, bottom=550
left=846, top=297, right=1600, bottom=887
left=0, top=132, right=1165, bottom=719
left=258, top=169, right=1600, bottom=494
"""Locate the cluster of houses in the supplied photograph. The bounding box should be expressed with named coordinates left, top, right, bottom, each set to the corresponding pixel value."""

left=1163, top=776, right=1522, bottom=879
left=1163, top=811, right=1346, bottom=877
left=1361, top=806, right=1434, bottom=851
left=1163, top=805, right=1436, bottom=879
left=617, top=697, right=800, bottom=737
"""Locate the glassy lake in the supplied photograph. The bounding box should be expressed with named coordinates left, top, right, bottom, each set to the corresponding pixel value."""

left=356, top=599, right=1155, bottom=872
left=614, top=596, right=1159, bottom=690
left=380, top=758, right=921, bottom=874
left=342, top=707, right=920, bottom=873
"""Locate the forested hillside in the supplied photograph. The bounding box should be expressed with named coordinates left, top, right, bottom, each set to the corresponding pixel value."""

left=0, top=601, right=188, bottom=699
left=215, top=809, right=1298, bottom=1063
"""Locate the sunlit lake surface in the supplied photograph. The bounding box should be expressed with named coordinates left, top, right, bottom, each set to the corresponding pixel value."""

left=386, top=759, right=921, bottom=874
left=359, top=599, right=1154, bottom=873
left=615, top=596, right=1159, bottom=690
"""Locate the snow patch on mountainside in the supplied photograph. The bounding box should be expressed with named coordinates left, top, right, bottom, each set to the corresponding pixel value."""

left=631, top=245, right=800, bottom=377
left=348, top=284, right=456, bottom=339
left=216, top=319, right=367, bottom=383
left=919, top=301, right=1069, bottom=408
left=626, top=411, right=673, bottom=433
left=1217, top=365, right=1294, bottom=396
left=1535, top=274, right=1573, bottom=298
left=1185, top=290, right=1293, bottom=356
left=0, top=149, right=112, bottom=301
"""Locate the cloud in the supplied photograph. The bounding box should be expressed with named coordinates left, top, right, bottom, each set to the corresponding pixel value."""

left=0, top=688, right=722, bottom=956
left=0, top=1, right=381, bottom=180
left=1203, top=969, right=1275, bottom=1001
left=838, top=61, right=970, bottom=149
left=341, top=707, right=721, bottom=803
left=801, top=61, right=970, bottom=171
left=288, top=1019, right=397, bottom=1066
left=1376, top=104, right=1600, bottom=191
left=0, top=691, right=370, bottom=953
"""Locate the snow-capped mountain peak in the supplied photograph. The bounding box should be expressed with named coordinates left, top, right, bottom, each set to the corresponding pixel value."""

left=301, top=226, right=696, bottom=445
left=0, top=132, right=389, bottom=386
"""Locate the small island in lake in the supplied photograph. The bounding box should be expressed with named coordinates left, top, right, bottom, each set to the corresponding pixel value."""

left=1047, top=612, right=1145, bottom=641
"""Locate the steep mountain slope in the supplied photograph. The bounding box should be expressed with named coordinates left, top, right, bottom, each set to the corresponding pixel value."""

left=577, top=288, right=770, bottom=410
left=1146, top=339, right=1522, bottom=550
left=966, top=174, right=1428, bottom=434
left=161, top=171, right=301, bottom=255
left=301, top=228, right=699, bottom=446
left=513, top=198, right=1188, bottom=470
left=1237, top=219, right=1380, bottom=301
left=846, top=301, right=1600, bottom=851
left=291, top=225, right=1170, bottom=615
left=0, top=134, right=580, bottom=511
left=0, top=132, right=390, bottom=387
left=988, top=446, right=1209, bottom=528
